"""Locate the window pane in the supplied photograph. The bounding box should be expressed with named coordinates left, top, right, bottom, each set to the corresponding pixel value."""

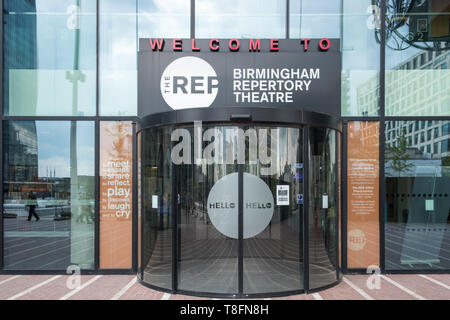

left=290, top=0, right=340, bottom=38
left=138, top=0, right=190, bottom=39
left=99, top=0, right=137, bottom=116
left=196, top=0, right=285, bottom=38
left=3, top=121, right=95, bottom=270
left=342, top=1, right=380, bottom=116
left=308, top=127, right=338, bottom=289
left=3, top=0, right=96, bottom=116
left=141, top=126, right=174, bottom=289
left=385, top=1, right=450, bottom=116
left=385, top=120, right=450, bottom=270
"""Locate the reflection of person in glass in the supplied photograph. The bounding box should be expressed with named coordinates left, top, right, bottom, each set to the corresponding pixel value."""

left=27, top=192, right=40, bottom=221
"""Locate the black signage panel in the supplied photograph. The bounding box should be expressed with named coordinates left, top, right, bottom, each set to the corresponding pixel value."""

left=138, top=39, right=341, bottom=117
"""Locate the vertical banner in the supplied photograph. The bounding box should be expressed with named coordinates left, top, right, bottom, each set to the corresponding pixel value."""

left=347, top=122, right=380, bottom=269
left=100, top=122, right=133, bottom=269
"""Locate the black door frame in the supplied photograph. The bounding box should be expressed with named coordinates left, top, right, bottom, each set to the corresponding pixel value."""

left=138, top=107, right=342, bottom=298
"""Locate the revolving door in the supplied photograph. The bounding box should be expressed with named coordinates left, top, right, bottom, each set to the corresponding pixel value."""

left=138, top=107, right=341, bottom=298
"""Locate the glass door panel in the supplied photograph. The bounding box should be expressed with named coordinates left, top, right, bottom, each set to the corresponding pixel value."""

left=243, top=126, right=304, bottom=294
left=177, top=125, right=239, bottom=294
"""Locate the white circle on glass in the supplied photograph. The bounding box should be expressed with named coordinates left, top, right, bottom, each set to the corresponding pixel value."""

left=207, top=172, right=274, bottom=239
left=160, top=56, right=218, bottom=110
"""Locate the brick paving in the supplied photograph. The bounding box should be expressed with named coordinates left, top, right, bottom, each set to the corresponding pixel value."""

left=0, top=274, right=448, bottom=300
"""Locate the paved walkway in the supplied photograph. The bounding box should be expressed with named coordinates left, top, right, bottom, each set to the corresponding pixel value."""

left=0, top=274, right=448, bottom=300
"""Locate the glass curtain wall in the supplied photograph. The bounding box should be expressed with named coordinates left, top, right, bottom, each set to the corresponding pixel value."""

left=196, top=0, right=285, bottom=38
left=99, top=0, right=137, bottom=116
left=341, top=1, right=381, bottom=117
left=383, top=1, right=450, bottom=271
left=385, top=120, right=450, bottom=270
left=385, top=0, right=449, bottom=116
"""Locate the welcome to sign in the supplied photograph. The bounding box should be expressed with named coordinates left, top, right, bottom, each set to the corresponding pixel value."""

left=138, top=38, right=341, bottom=117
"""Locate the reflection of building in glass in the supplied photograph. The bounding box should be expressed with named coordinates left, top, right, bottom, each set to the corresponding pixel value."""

left=356, top=47, right=450, bottom=116
left=385, top=120, right=450, bottom=161
left=3, top=121, right=38, bottom=200
left=3, top=0, right=37, bottom=114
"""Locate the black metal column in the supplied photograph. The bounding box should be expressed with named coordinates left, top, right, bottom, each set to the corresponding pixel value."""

left=303, top=126, right=310, bottom=292
left=379, top=0, right=386, bottom=274
left=132, top=122, right=138, bottom=272
left=0, top=0, right=5, bottom=271
left=238, top=163, right=244, bottom=295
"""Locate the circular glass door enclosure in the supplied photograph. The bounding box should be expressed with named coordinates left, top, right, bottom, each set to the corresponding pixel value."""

left=138, top=107, right=341, bottom=298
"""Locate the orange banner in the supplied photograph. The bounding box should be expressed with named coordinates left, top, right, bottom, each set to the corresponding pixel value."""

left=100, top=122, right=133, bottom=269
left=347, top=122, right=380, bottom=269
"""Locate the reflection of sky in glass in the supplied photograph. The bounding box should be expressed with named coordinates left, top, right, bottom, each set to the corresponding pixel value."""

left=341, top=1, right=380, bottom=116
left=99, top=0, right=137, bottom=115
left=138, top=0, right=190, bottom=39
left=34, top=0, right=96, bottom=70
left=290, top=0, right=340, bottom=38
left=196, top=0, right=285, bottom=38
left=36, top=121, right=94, bottom=178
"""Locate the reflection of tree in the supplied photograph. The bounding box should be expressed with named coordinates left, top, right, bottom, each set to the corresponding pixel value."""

left=442, top=156, right=450, bottom=177
left=376, top=0, right=450, bottom=52
left=385, top=133, right=414, bottom=177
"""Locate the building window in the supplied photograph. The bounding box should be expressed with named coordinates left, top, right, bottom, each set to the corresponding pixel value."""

left=385, top=120, right=450, bottom=271
left=2, top=121, right=95, bottom=270
left=99, top=0, right=138, bottom=116
left=3, top=0, right=97, bottom=116
left=385, top=2, right=450, bottom=116
left=196, top=0, right=285, bottom=38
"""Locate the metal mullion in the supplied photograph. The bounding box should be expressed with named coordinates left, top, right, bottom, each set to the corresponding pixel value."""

left=94, top=119, right=100, bottom=270
left=2, top=116, right=98, bottom=121
left=379, top=0, right=386, bottom=274
left=0, top=0, right=3, bottom=270
left=335, top=128, right=339, bottom=280
left=286, top=0, right=289, bottom=39
left=385, top=116, right=450, bottom=121
left=341, top=117, right=380, bottom=121
left=238, top=162, right=244, bottom=295
left=96, top=0, right=99, bottom=117
left=341, top=122, right=348, bottom=272
left=171, top=161, right=178, bottom=292
left=139, top=130, right=144, bottom=279
left=190, top=0, right=195, bottom=39
left=302, top=125, right=309, bottom=292
left=132, top=122, right=138, bottom=272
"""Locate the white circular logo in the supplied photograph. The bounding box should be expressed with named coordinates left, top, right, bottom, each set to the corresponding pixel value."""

left=207, top=173, right=274, bottom=239
left=160, top=56, right=219, bottom=110
left=348, top=229, right=367, bottom=251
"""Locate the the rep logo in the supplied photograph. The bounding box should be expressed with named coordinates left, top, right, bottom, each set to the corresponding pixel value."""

left=160, top=56, right=219, bottom=110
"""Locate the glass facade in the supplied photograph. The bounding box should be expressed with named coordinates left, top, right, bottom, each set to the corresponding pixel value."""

left=385, top=1, right=450, bottom=116
left=4, top=0, right=97, bottom=116
left=385, top=120, right=450, bottom=270
left=0, top=0, right=449, bottom=291
left=3, top=121, right=95, bottom=270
